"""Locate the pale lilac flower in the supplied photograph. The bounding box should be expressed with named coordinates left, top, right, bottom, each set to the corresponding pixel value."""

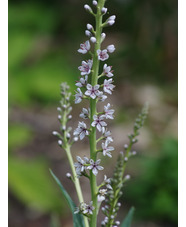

left=103, top=175, right=112, bottom=190
left=103, top=64, right=113, bottom=77
left=98, top=93, right=107, bottom=102
left=75, top=75, right=88, bottom=87
left=87, top=159, right=104, bottom=176
left=97, top=49, right=109, bottom=61
left=103, top=79, right=115, bottom=94
left=80, top=108, right=89, bottom=119
left=85, top=84, right=102, bottom=99
left=73, top=121, right=89, bottom=140
left=102, top=139, right=114, bottom=158
left=74, top=156, right=87, bottom=175
left=102, top=128, right=113, bottom=142
left=90, top=37, right=96, bottom=43
left=78, top=60, right=93, bottom=75
left=75, top=88, right=83, bottom=104
left=91, top=115, right=107, bottom=132
left=83, top=201, right=95, bottom=215
left=97, top=189, right=107, bottom=202
left=78, top=40, right=90, bottom=54
left=107, top=44, right=115, bottom=53
left=104, top=103, right=115, bottom=119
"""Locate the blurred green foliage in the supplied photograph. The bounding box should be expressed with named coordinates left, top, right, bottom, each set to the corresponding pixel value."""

left=124, top=138, right=178, bottom=225
left=9, top=157, right=66, bottom=214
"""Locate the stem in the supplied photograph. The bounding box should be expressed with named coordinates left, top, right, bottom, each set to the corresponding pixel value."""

left=89, top=1, right=106, bottom=226
left=65, top=144, right=89, bottom=227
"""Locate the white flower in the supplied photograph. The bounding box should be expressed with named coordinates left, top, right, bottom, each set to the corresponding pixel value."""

left=98, top=93, right=107, bottom=102
left=78, top=40, right=90, bottom=54
left=104, top=103, right=115, bottom=119
left=102, top=139, right=114, bottom=158
left=102, top=128, right=113, bottom=142
left=97, top=49, right=109, bottom=61
left=85, top=84, right=102, bottom=99
left=75, top=75, right=88, bottom=87
left=103, top=64, right=113, bottom=77
left=80, top=108, right=90, bottom=119
left=75, top=88, right=83, bottom=104
left=74, top=156, right=88, bottom=175
left=107, top=44, right=115, bottom=53
left=73, top=121, right=89, bottom=140
left=103, top=79, right=115, bottom=94
left=104, top=175, right=112, bottom=190
left=78, top=60, right=93, bottom=75
left=91, top=115, right=107, bottom=132
left=83, top=201, right=95, bottom=215
left=87, top=159, right=104, bottom=176
left=97, top=189, right=107, bottom=202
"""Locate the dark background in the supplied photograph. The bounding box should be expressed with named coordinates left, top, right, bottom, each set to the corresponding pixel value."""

left=9, top=0, right=178, bottom=226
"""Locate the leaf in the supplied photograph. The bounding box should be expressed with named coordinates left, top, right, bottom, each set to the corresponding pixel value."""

left=121, top=207, right=135, bottom=227
left=8, top=157, right=65, bottom=213
left=50, top=169, right=85, bottom=227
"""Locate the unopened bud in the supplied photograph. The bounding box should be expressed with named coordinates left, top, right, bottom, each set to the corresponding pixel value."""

left=115, top=221, right=120, bottom=225
left=84, top=4, right=92, bottom=13
left=90, top=37, right=96, bottom=43
left=132, top=151, right=137, bottom=155
left=87, top=23, right=93, bottom=30
left=66, top=173, right=71, bottom=178
left=85, top=30, right=92, bottom=37
left=57, top=107, right=61, bottom=111
left=124, top=157, right=128, bottom=162
left=101, top=33, right=106, bottom=42
left=52, top=131, right=58, bottom=136
left=124, top=144, right=128, bottom=149
left=92, top=0, right=97, bottom=6
left=74, top=137, right=78, bottom=142
left=58, top=140, right=63, bottom=146
left=107, top=44, right=115, bottom=53
left=101, top=7, right=107, bottom=15
left=68, top=115, right=72, bottom=119
left=107, top=20, right=115, bottom=26
left=124, top=174, right=131, bottom=180
left=58, top=115, right=62, bottom=119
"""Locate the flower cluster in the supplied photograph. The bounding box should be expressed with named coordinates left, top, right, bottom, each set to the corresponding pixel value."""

left=52, top=83, right=75, bottom=148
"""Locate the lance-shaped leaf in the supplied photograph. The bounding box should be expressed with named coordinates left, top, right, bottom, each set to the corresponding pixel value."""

left=121, top=206, right=135, bottom=227
left=50, top=169, right=85, bottom=227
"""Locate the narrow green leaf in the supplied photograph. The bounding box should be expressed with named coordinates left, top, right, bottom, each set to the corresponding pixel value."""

left=121, top=207, right=135, bottom=227
left=50, top=169, right=85, bottom=227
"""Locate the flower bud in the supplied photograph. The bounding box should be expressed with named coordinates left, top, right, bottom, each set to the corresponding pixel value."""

left=107, top=44, right=115, bottom=53
left=58, top=115, right=62, bottom=119
left=85, top=30, right=92, bottom=37
left=58, top=140, right=63, bottom=146
left=87, top=23, right=93, bottom=30
left=92, top=0, right=97, bottom=6
left=107, top=20, right=115, bottom=26
left=124, top=174, right=131, bottom=180
left=66, top=173, right=71, bottom=178
left=52, top=131, right=58, bottom=136
left=101, top=33, right=106, bottom=42
left=124, top=157, right=128, bottom=162
left=84, top=4, right=92, bottom=13
left=124, top=144, right=128, bottom=149
left=57, top=107, right=61, bottom=111
left=68, top=115, right=72, bottom=119
left=101, top=7, right=107, bottom=15
left=90, top=37, right=96, bottom=43
left=108, top=15, right=116, bottom=21
left=73, top=137, right=78, bottom=142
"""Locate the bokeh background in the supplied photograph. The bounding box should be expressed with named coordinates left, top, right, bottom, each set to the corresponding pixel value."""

left=8, top=0, right=178, bottom=226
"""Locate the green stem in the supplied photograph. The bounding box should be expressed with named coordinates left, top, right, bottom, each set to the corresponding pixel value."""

left=89, top=1, right=105, bottom=226
left=65, top=145, right=89, bottom=227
